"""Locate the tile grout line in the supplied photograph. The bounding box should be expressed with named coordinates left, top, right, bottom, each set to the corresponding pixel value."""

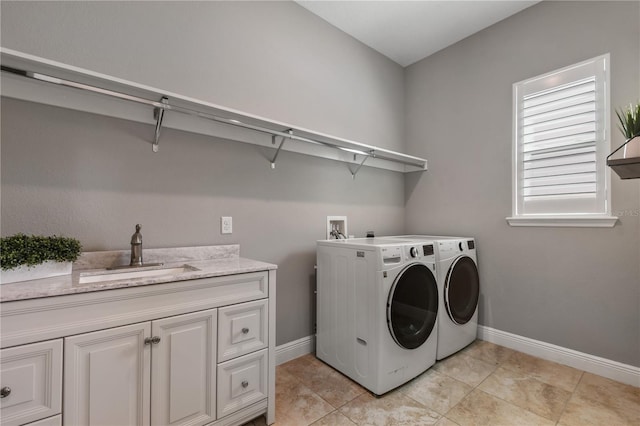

left=473, top=352, right=585, bottom=424
left=278, top=359, right=369, bottom=426
left=276, top=365, right=336, bottom=426
left=555, top=370, right=586, bottom=425
left=442, top=350, right=574, bottom=424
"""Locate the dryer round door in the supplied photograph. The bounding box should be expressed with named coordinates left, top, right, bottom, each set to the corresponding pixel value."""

left=387, top=263, right=438, bottom=350
left=444, top=256, right=480, bottom=325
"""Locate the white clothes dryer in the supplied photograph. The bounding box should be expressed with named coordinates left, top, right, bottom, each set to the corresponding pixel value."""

left=316, top=238, right=439, bottom=395
left=382, top=235, right=480, bottom=360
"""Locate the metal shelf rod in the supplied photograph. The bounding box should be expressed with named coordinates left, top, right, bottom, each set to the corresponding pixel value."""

left=1, top=64, right=426, bottom=170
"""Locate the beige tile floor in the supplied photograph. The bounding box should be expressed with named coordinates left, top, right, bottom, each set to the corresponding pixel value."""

left=244, top=340, right=640, bottom=426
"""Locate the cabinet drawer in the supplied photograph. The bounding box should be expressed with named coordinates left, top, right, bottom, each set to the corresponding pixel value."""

left=217, top=349, right=268, bottom=419
left=218, top=299, right=268, bottom=362
left=0, top=340, right=62, bottom=426
left=25, top=415, right=62, bottom=426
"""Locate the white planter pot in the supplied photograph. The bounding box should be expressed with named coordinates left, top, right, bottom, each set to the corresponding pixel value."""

left=1, top=261, right=73, bottom=284
left=623, top=136, right=640, bottom=158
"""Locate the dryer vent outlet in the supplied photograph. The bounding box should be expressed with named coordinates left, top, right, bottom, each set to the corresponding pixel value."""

left=327, top=216, right=347, bottom=239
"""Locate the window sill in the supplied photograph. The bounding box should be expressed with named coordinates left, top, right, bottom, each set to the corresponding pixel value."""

left=506, top=215, right=618, bottom=228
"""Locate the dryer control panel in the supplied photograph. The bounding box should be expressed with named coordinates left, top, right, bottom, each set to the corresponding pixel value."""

left=439, top=240, right=461, bottom=257
left=438, top=239, right=476, bottom=260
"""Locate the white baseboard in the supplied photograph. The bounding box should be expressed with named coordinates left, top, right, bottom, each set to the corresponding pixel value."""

left=275, top=335, right=315, bottom=366
left=478, top=325, right=640, bottom=387
left=275, top=329, right=640, bottom=387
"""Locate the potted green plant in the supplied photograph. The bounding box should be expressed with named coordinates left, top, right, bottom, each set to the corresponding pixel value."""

left=616, top=102, right=640, bottom=156
left=608, top=102, right=640, bottom=179
left=1, top=234, right=82, bottom=284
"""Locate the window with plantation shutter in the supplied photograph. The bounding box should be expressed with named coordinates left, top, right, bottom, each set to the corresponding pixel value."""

left=508, top=54, right=617, bottom=227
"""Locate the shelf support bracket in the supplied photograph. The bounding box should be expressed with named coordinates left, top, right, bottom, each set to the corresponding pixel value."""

left=270, top=129, right=292, bottom=169
left=152, top=97, right=169, bottom=153
left=350, top=153, right=371, bottom=179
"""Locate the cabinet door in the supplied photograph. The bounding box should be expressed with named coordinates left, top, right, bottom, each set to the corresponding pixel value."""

left=0, top=340, right=62, bottom=426
left=151, top=309, right=217, bottom=426
left=64, top=322, right=151, bottom=426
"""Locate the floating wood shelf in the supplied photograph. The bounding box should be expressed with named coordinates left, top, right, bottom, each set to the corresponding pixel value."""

left=607, top=157, right=640, bottom=179
left=0, top=48, right=427, bottom=178
left=607, top=135, right=640, bottom=180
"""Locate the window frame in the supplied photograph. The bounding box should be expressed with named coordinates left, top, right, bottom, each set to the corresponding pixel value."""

left=507, top=54, right=617, bottom=228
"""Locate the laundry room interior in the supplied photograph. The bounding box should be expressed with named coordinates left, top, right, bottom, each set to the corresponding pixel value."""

left=1, top=1, right=639, bottom=426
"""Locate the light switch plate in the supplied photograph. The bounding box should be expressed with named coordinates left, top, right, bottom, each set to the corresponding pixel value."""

left=221, top=216, right=232, bottom=234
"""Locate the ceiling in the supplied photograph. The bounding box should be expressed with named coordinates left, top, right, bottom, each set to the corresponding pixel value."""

left=296, top=1, right=540, bottom=67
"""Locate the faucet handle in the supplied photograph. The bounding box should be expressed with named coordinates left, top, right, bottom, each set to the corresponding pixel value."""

left=131, top=224, right=142, bottom=244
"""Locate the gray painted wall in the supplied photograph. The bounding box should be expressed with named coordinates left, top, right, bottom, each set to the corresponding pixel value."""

left=405, top=1, right=640, bottom=366
left=0, top=0, right=405, bottom=151
left=0, top=1, right=406, bottom=346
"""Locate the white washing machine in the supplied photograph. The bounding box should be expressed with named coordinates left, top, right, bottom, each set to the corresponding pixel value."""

left=316, top=238, right=439, bottom=395
left=382, top=235, right=480, bottom=360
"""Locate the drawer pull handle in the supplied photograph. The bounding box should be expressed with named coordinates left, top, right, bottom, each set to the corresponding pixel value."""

left=242, top=328, right=250, bottom=334
left=144, top=336, right=161, bottom=345
left=241, top=380, right=249, bottom=388
left=0, top=387, right=11, bottom=398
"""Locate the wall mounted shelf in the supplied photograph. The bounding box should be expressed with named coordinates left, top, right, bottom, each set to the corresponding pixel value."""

left=607, top=136, right=640, bottom=180
left=1, top=48, right=427, bottom=177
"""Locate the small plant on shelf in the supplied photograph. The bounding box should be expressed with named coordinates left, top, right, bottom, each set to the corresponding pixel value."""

left=609, top=101, right=640, bottom=179
left=615, top=102, right=640, bottom=140
left=1, top=233, right=82, bottom=271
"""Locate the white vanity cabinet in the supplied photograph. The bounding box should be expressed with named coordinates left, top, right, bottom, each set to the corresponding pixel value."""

left=1, top=267, right=276, bottom=426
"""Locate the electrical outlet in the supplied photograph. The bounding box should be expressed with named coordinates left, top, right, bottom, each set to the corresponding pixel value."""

left=221, top=216, right=232, bottom=234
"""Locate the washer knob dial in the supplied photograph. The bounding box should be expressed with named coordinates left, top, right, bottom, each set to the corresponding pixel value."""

left=409, top=247, right=419, bottom=258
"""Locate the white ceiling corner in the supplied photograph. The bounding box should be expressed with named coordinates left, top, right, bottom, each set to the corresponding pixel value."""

left=296, top=1, right=540, bottom=67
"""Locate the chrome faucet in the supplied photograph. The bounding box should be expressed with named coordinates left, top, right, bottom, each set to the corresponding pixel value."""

left=130, top=224, right=143, bottom=266
left=106, top=224, right=163, bottom=270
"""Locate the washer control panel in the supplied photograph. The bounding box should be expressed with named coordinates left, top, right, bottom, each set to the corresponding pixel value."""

left=381, top=246, right=403, bottom=264
left=404, top=244, right=435, bottom=261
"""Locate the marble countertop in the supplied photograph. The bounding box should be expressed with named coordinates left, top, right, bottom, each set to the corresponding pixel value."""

left=0, top=245, right=276, bottom=303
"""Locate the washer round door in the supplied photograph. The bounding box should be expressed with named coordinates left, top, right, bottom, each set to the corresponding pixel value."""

left=387, top=263, right=438, bottom=350
left=444, top=256, right=480, bottom=325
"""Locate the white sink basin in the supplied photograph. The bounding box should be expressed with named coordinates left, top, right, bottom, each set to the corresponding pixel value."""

left=79, top=265, right=198, bottom=284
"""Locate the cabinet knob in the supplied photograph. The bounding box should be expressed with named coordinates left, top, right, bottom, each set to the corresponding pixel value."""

left=144, top=336, right=161, bottom=345
left=0, top=387, right=11, bottom=398
left=241, top=380, right=249, bottom=388
left=242, top=327, right=250, bottom=334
